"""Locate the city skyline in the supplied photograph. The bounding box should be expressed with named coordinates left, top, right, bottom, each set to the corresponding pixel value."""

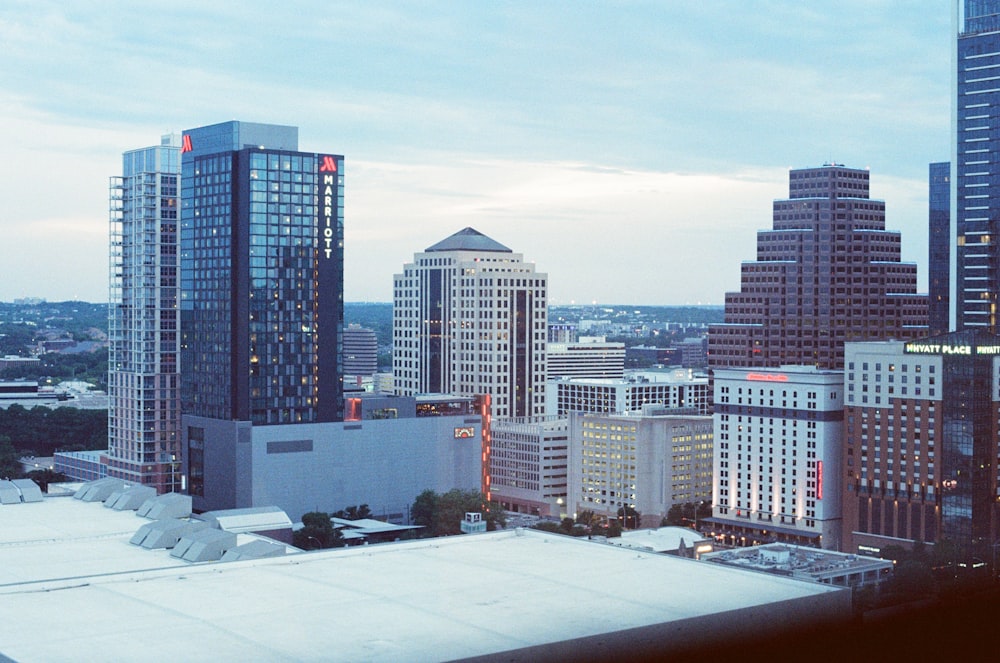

left=1, top=2, right=950, bottom=304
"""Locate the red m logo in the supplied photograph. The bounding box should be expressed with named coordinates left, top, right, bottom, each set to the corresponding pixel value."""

left=181, top=135, right=193, bottom=153
left=319, top=156, right=337, bottom=172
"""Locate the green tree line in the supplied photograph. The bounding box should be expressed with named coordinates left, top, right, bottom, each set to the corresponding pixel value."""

left=0, top=405, right=107, bottom=457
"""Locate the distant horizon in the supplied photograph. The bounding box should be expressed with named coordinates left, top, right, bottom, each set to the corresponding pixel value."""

left=0, top=298, right=726, bottom=308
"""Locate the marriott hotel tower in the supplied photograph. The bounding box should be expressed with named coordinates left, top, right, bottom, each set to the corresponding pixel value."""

left=179, top=121, right=344, bottom=504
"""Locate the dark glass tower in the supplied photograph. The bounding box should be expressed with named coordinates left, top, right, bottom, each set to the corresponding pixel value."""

left=708, top=165, right=928, bottom=370
left=956, top=2, right=1000, bottom=330
left=180, top=121, right=344, bottom=497
left=929, top=162, right=951, bottom=335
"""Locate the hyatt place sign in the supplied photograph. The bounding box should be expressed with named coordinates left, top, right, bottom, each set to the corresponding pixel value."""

left=904, top=342, right=1000, bottom=356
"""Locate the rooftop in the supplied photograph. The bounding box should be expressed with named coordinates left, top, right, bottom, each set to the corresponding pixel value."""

left=702, top=543, right=893, bottom=583
left=0, top=495, right=848, bottom=662
left=425, top=227, right=512, bottom=253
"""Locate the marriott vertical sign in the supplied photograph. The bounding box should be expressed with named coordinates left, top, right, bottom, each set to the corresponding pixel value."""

left=319, top=155, right=338, bottom=260
left=315, top=153, right=342, bottom=422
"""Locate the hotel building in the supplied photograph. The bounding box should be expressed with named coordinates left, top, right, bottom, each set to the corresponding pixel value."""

left=842, top=330, right=1000, bottom=560
left=179, top=121, right=344, bottom=510
left=548, top=369, right=711, bottom=417
left=709, top=366, right=844, bottom=550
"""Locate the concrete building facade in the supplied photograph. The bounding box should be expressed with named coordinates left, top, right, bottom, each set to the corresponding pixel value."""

left=342, top=324, right=378, bottom=377
left=548, top=369, right=711, bottom=417
left=185, top=394, right=483, bottom=521
left=546, top=337, right=625, bottom=381
left=490, top=415, right=568, bottom=516
left=567, top=406, right=713, bottom=527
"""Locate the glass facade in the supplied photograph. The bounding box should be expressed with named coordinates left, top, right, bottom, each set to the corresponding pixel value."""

left=180, top=122, right=344, bottom=427
left=929, top=162, right=951, bottom=335
left=108, top=135, right=183, bottom=492
left=939, top=331, right=996, bottom=544
left=956, top=1, right=1000, bottom=330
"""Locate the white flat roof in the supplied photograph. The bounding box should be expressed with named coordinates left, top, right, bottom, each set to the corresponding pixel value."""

left=0, top=496, right=846, bottom=661
left=611, top=526, right=711, bottom=553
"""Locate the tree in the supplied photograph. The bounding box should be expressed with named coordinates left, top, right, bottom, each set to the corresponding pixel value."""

left=293, top=511, right=343, bottom=549
left=665, top=504, right=683, bottom=526
left=607, top=519, right=623, bottom=538
left=575, top=509, right=599, bottom=528
left=0, top=438, right=22, bottom=480
left=411, top=489, right=438, bottom=528
left=25, top=468, right=67, bottom=492
left=409, top=489, right=505, bottom=536
left=559, top=517, right=576, bottom=534
left=883, top=559, right=935, bottom=603
left=333, top=504, right=372, bottom=520
left=617, top=505, right=641, bottom=530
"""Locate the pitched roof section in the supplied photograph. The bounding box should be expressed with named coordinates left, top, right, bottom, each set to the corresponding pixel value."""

left=425, top=227, right=512, bottom=253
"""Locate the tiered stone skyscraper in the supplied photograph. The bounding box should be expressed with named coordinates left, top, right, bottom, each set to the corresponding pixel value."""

left=708, top=165, right=928, bottom=370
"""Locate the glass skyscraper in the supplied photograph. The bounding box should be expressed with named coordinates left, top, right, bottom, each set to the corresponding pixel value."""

left=929, top=162, right=951, bottom=335
left=108, top=135, right=182, bottom=492
left=179, top=121, right=344, bottom=501
left=955, top=1, right=1000, bottom=329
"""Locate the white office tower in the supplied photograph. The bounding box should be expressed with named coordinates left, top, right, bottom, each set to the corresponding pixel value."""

left=108, top=135, right=182, bottom=492
left=710, top=366, right=844, bottom=550
left=393, top=227, right=548, bottom=418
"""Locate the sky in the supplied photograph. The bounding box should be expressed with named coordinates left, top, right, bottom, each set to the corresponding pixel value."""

left=0, top=1, right=952, bottom=305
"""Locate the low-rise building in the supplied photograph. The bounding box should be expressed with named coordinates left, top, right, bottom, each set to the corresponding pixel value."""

left=490, top=415, right=568, bottom=516
left=548, top=369, right=711, bottom=417
left=702, top=543, right=893, bottom=591
left=185, top=394, right=485, bottom=522
left=567, top=405, right=713, bottom=527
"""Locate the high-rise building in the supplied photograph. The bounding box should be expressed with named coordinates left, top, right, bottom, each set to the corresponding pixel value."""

left=708, top=366, right=844, bottom=550
left=108, top=135, right=182, bottom=492
left=929, top=162, right=951, bottom=335
left=708, top=165, right=928, bottom=370
left=393, top=227, right=547, bottom=419
left=342, top=324, right=378, bottom=377
left=955, top=2, right=1000, bottom=330
left=179, top=121, right=344, bottom=505
left=842, top=331, right=1000, bottom=560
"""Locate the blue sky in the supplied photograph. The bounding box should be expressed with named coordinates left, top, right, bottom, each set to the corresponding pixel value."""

left=0, top=1, right=951, bottom=304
